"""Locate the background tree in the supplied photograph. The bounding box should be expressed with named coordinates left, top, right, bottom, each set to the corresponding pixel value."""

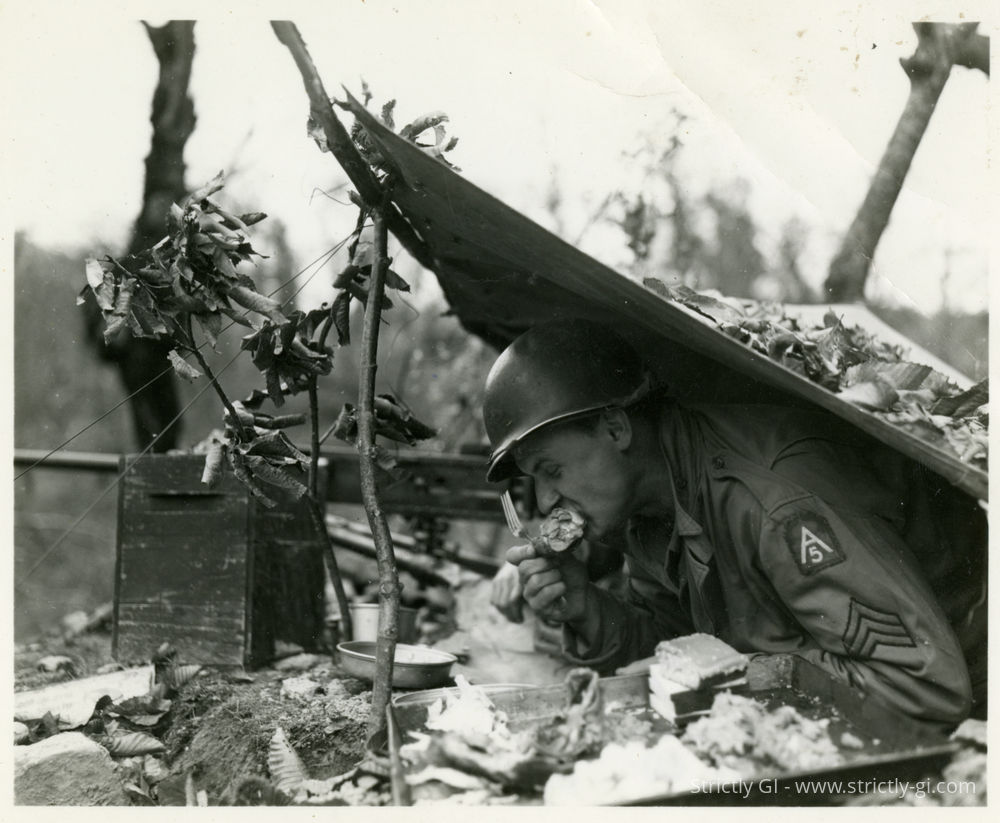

left=825, top=22, right=989, bottom=302
left=608, top=126, right=813, bottom=302
left=82, top=20, right=197, bottom=451
left=700, top=184, right=768, bottom=298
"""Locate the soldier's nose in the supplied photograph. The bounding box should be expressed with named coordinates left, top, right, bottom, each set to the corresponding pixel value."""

left=534, top=480, right=560, bottom=516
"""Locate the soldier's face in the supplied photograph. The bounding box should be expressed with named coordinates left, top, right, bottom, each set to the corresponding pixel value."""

left=514, top=414, right=635, bottom=541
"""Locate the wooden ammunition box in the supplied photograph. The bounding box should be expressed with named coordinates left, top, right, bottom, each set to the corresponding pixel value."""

left=113, top=454, right=326, bottom=667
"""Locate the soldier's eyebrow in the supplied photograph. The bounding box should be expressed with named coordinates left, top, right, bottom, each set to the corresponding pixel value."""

left=513, top=443, right=545, bottom=475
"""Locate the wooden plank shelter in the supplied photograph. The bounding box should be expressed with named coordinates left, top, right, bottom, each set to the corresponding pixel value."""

left=346, top=97, right=987, bottom=502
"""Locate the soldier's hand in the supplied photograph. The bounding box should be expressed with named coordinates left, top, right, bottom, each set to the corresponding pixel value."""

left=506, top=543, right=588, bottom=623
left=490, top=561, right=525, bottom=623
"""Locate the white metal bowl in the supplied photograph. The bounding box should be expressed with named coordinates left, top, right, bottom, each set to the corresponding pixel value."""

left=348, top=603, right=419, bottom=644
left=336, top=641, right=457, bottom=689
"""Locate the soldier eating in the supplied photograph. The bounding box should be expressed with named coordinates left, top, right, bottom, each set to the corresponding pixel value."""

left=483, top=319, right=985, bottom=726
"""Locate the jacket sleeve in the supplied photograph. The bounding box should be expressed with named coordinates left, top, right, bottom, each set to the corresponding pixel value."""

left=752, top=489, right=972, bottom=725
left=561, top=562, right=694, bottom=674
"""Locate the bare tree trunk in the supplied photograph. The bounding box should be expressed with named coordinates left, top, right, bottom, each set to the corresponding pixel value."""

left=84, top=21, right=197, bottom=451
left=132, top=21, right=197, bottom=253
left=358, top=204, right=401, bottom=742
left=825, top=23, right=986, bottom=303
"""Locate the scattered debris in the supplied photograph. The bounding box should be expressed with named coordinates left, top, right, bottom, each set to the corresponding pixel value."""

left=263, top=730, right=389, bottom=805
left=941, top=749, right=987, bottom=806
left=275, top=653, right=327, bottom=672
left=142, top=754, right=169, bottom=784
left=840, top=731, right=865, bottom=750
left=162, top=668, right=371, bottom=803
left=269, top=727, right=310, bottom=796
left=103, top=693, right=173, bottom=727
left=274, top=641, right=306, bottom=659
left=14, top=721, right=30, bottom=744
left=229, top=775, right=292, bottom=806
left=15, top=665, right=155, bottom=730
left=950, top=718, right=987, bottom=748
left=102, top=728, right=167, bottom=757
left=280, top=676, right=325, bottom=700
left=60, top=611, right=91, bottom=639
left=14, top=731, right=129, bottom=806
left=35, top=655, right=76, bottom=676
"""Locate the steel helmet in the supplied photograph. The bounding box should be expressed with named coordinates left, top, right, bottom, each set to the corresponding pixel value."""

left=483, top=318, right=651, bottom=482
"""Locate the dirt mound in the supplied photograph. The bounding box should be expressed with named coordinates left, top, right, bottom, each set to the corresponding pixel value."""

left=162, top=666, right=372, bottom=803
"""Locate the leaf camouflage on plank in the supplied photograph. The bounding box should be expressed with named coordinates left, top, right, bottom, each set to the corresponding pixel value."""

left=339, top=83, right=461, bottom=177
left=932, top=378, right=988, bottom=418
left=641, top=279, right=988, bottom=470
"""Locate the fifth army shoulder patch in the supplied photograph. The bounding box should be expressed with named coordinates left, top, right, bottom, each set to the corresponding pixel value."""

left=783, top=512, right=846, bottom=575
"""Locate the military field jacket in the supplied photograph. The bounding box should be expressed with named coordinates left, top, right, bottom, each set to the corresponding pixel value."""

left=563, top=403, right=975, bottom=724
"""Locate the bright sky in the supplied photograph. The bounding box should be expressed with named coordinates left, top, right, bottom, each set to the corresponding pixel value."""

left=1, top=0, right=995, bottom=314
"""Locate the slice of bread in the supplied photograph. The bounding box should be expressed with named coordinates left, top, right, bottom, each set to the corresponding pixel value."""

left=653, top=633, right=749, bottom=689
left=649, top=665, right=749, bottom=722
left=648, top=634, right=750, bottom=722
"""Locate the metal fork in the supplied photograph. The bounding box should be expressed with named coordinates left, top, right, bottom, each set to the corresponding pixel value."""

left=500, top=490, right=530, bottom=543
left=500, top=490, right=568, bottom=610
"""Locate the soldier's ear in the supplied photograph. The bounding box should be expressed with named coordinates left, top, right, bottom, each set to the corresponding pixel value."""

left=601, top=408, right=632, bottom=452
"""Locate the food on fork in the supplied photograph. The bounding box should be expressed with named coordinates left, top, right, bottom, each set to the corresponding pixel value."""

left=535, top=508, right=585, bottom=555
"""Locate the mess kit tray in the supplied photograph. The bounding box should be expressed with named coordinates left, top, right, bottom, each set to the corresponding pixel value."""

left=390, top=654, right=959, bottom=805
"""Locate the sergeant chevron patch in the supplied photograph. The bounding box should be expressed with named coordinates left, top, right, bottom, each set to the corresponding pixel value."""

left=842, top=598, right=916, bottom=659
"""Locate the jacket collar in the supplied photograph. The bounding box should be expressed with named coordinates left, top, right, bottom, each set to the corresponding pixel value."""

left=654, top=401, right=705, bottom=528
left=653, top=403, right=704, bottom=539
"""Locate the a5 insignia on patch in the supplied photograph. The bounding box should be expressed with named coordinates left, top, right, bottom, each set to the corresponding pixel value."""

left=783, top=512, right=846, bottom=575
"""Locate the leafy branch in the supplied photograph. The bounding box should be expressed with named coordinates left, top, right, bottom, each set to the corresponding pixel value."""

left=82, top=173, right=359, bottom=646
left=273, top=21, right=445, bottom=748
